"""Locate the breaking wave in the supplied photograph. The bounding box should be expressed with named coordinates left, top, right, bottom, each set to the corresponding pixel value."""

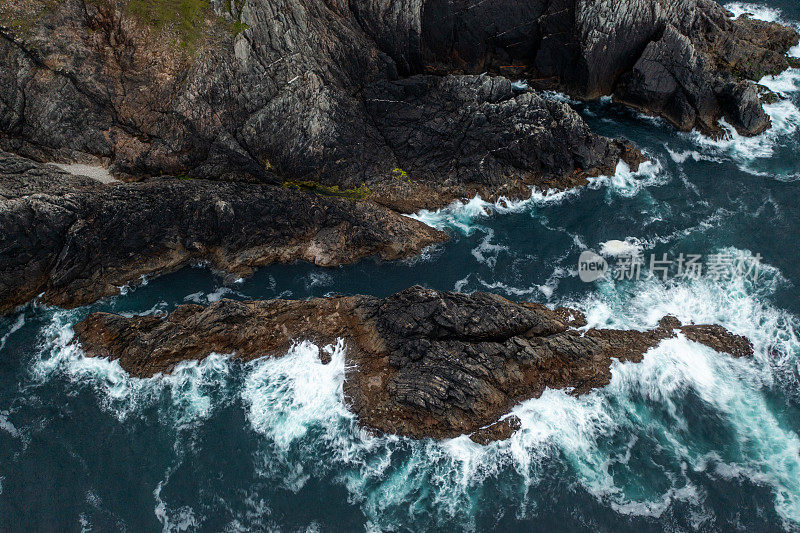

left=678, top=3, right=800, bottom=178
left=408, top=159, right=666, bottom=233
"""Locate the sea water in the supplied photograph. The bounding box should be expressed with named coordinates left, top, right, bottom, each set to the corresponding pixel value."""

left=2, top=1, right=800, bottom=530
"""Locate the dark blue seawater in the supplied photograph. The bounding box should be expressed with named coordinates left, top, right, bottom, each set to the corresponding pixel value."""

left=2, top=2, right=800, bottom=531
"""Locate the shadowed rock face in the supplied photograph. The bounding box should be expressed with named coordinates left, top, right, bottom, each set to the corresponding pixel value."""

left=364, top=74, right=641, bottom=211
left=0, top=151, right=445, bottom=314
left=411, top=0, right=798, bottom=135
left=74, top=286, right=753, bottom=442
left=0, top=0, right=638, bottom=212
left=1, top=0, right=795, bottom=204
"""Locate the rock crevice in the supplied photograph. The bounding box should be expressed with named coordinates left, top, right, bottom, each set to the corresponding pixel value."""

left=0, top=151, right=445, bottom=314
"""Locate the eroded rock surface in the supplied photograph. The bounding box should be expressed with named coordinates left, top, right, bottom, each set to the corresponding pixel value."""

left=364, top=74, right=641, bottom=211
left=74, top=286, right=753, bottom=442
left=0, top=151, right=445, bottom=314
left=414, top=0, right=799, bottom=135
left=2, top=0, right=794, bottom=208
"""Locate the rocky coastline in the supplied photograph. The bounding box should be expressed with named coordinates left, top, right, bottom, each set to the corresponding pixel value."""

left=1, top=0, right=797, bottom=202
left=0, top=0, right=792, bottom=443
left=0, top=151, right=444, bottom=314
left=74, top=286, right=753, bottom=442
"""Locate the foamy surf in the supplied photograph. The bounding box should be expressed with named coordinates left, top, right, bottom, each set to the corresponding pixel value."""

left=725, top=2, right=785, bottom=23
left=598, top=238, right=644, bottom=258
left=32, top=310, right=235, bottom=425
left=686, top=90, right=800, bottom=173
left=408, top=159, right=666, bottom=234
left=676, top=4, right=800, bottom=179
left=0, top=313, right=25, bottom=351
left=22, top=248, right=800, bottom=529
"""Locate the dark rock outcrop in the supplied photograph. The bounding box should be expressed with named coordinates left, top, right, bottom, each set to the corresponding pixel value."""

left=2, top=0, right=795, bottom=207
left=0, top=0, right=638, bottom=213
left=364, top=74, right=640, bottom=211
left=1, top=0, right=796, bottom=312
left=0, top=151, right=445, bottom=314
left=413, top=0, right=799, bottom=136
left=74, top=286, right=753, bottom=442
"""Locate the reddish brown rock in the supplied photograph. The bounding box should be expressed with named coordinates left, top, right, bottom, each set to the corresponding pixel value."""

left=74, top=286, right=753, bottom=442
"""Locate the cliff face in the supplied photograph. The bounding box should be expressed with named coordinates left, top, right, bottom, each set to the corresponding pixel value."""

left=1, top=0, right=795, bottom=205
left=0, top=0, right=795, bottom=324
left=74, top=286, right=754, bottom=442
left=0, top=2, right=777, bottom=442
left=0, top=0, right=634, bottom=209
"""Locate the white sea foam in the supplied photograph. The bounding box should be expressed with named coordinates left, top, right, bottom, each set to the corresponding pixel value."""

left=0, top=411, right=19, bottom=439
left=33, top=248, right=800, bottom=528
left=0, top=313, right=25, bottom=351
left=154, top=479, right=198, bottom=532
left=184, top=285, right=243, bottom=304
left=542, top=91, right=579, bottom=105
left=666, top=148, right=721, bottom=164
left=761, top=68, right=800, bottom=95
left=684, top=37, right=800, bottom=177
left=688, top=96, right=800, bottom=166
left=587, top=159, right=668, bottom=199
left=678, top=4, right=800, bottom=177
left=119, top=300, right=169, bottom=318
left=118, top=275, right=150, bottom=296
left=241, top=339, right=402, bottom=495
left=243, top=339, right=353, bottom=452
left=725, top=2, right=784, bottom=22
left=491, top=250, right=800, bottom=524
left=599, top=238, right=643, bottom=258
left=408, top=159, right=665, bottom=234
left=470, top=229, right=509, bottom=268
left=239, top=249, right=799, bottom=527
left=408, top=194, right=537, bottom=235
left=303, top=271, right=334, bottom=290
left=32, top=311, right=234, bottom=424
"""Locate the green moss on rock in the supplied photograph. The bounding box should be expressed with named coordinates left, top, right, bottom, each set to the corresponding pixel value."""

left=0, top=0, right=60, bottom=36
left=283, top=180, right=371, bottom=200
left=126, top=0, right=211, bottom=50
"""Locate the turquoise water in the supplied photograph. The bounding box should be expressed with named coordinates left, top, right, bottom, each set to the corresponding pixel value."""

left=2, top=2, right=800, bottom=530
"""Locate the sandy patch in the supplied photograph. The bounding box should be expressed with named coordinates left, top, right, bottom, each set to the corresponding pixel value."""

left=53, top=163, right=119, bottom=184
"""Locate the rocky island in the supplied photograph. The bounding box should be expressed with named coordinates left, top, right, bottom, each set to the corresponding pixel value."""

left=0, top=0, right=796, bottom=442
left=74, top=286, right=753, bottom=442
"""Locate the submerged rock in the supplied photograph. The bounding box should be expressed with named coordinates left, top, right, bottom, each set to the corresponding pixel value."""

left=74, top=286, right=753, bottom=443
left=0, top=151, right=445, bottom=314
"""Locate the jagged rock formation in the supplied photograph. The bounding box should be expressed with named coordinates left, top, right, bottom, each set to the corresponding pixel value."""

left=364, top=74, right=640, bottom=211
left=0, top=0, right=639, bottom=212
left=0, top=151, right=444, bottom=314
left=2, top=0, right=795, bottom=208
left=74, top=286, right=753, bottom=442
left=406, top=0, right=799, bottom=135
